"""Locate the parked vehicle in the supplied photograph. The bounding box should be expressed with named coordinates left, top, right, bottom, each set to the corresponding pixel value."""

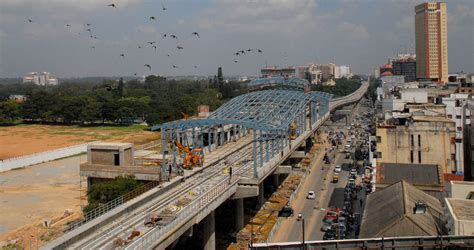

left=334, top=165, right=342, bottom=173
left=321, top=222, right=333, bottom=232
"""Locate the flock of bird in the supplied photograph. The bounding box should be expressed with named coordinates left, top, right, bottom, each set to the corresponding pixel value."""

left=26, top=2, right=264, bottom=76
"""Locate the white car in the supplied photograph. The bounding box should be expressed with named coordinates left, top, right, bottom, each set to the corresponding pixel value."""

left=334, top=165, right=342, bottom=173
left=307, top=191, right=316, bottom=199
left=350, top=169, right=357, bottom=176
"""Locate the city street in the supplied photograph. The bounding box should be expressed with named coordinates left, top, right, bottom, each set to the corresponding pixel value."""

left=272, top=97, right=373, bottom=242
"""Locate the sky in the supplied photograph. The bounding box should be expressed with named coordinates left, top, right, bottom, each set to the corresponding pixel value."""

left=0, top=0, right=472, bottom=78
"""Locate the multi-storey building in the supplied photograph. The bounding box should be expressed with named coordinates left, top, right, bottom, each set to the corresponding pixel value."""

left=415, top=2, right=448, bottom=83
left=376, top=115, right=456, bottom=175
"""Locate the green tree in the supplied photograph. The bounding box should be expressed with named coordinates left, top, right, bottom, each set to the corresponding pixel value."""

left=0, top=100, right=20, bottom=124
left=84, top=176, right=140, bottom=213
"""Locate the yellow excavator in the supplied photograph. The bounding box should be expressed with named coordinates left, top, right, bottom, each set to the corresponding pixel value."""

left=174, top=140, right=204, bottom=170
left=290, top=122, right=297, bottom=140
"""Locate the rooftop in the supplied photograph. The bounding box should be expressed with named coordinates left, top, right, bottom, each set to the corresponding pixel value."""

left=446, top=198, right=474, bottom=221
left=377, top=163, right=442, bottom=186
left=360, top=180, right=443, bottom=238
left=411, top=115, right=454, bottom=123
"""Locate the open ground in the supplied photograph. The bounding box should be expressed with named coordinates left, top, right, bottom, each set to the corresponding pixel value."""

left=0, top=124, right=160, bottom=159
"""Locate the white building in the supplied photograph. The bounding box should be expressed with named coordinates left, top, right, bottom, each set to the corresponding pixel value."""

left=442, top=94, right=471, bottom=174
left=334, top=65, right=351, bottom=79
left=445, top=198, right=474, bottom=235
left=23, top=72, right=59, bottom=86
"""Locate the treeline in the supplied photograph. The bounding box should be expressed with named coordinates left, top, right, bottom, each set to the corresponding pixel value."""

left=0, top=73, right=247, bottom=125
left=310, top=76, right=362, bottom=97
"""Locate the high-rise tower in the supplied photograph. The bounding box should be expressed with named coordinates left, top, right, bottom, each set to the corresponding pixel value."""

left=415, top=2, right=448, bottom=83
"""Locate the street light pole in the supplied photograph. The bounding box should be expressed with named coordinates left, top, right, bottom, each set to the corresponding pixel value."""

left=301, top=218, right=305, bottom=250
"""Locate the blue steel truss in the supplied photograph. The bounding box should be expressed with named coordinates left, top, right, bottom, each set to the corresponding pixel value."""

left=151, top=89, right=333, bottom=134
left=247, top=76, right=310, bottom=90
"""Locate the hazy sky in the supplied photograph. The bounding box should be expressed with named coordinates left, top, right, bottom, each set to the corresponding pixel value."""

left=0, top=0, right=472, bottom=78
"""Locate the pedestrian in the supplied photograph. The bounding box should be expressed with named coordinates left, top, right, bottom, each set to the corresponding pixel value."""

left=228, top=166, right=233, bottom=184
left=359, top=199, right=363, bottom=206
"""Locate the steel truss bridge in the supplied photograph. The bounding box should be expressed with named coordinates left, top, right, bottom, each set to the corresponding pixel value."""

left=45, top=78, right=368, bottom=250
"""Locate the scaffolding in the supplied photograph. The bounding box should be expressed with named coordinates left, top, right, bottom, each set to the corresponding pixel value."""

left=151, top=87, right=332, bottom=181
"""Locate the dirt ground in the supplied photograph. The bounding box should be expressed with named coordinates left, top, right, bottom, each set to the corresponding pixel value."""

left=0, top=155, right=86, bottom=249
left=0, top=124, right=160, bottom=159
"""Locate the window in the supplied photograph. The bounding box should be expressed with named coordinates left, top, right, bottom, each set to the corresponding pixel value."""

left=376, top=136, right=381, bottom=143
left=410, top=151, right=414, bottom=163
left=448, top=114, right=453, bottom=119
left=377, top=152, right=382, bottom=158
left=418, top=135, right=421, bottom=147
left=418, top=151, right=422, bottom=163
left=457, top=127, right=462, bottom=132
left=456, top=115, right=462, bottom=119
left=411, top=135, right=414, bottom=147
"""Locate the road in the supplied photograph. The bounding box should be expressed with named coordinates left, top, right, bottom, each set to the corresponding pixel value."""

left=272, top=97, right=370, bottom=242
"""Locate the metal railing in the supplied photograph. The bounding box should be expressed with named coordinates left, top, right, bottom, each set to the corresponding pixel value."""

left=127, top=173, right=240, bottom=249
left=67, top=181, right=160, bottom=232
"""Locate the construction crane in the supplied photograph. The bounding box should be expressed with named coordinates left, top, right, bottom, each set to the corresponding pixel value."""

left=181, top=112, right=190, bottom=120
left=174, top=140, right=204, bottom=170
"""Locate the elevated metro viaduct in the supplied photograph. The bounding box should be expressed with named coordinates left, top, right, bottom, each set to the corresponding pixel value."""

left=44, top=78, right=368, bottom=250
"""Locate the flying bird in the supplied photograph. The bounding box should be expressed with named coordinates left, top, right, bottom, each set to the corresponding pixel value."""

left=233, top=60, right=238, bottom=63
left=176, top=46, right=183, bottom=50
left=194, top=65, right=198, bottom=69
left=166, top=54, right=170, bottom=57
left=66, top=24, right=71, bottom=27
left=192, top=32, right=199, bottom=38
left=257, top=49, right=263, bottom=53
left=170, top=34, right=177, bottom=39
left=234, top=52, right=240, bottom=56
left=120, top=53, right=125, bottom=57
left=152, top=45, right=157, bottom=51
left=161, top=3, right=167, bottom=11
left=107, top=3, right=116, bottom=8
left=239, top=50, right=246, bottom=55
left=28, top=19, right=34, bottom=23
left=172, top=64, right=178, bottom=68
left=138, top=45, right=142, bottom=49
left=149, top=16, right=157, bottom=20
left=162, top=34, right=167, bottom=38
left=246, top=49, right=253, bottom=52
left=91, top=46, right=95, bottom=49
left=147, top=41, right=156, bottom=45
left=86, top=23, right=92, bottom=26
left=144, top=64, right=151, bottom=70
left=134, top=73, right=138, bottom=76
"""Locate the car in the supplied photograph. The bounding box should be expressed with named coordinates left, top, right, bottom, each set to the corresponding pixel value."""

left=338, top=216, right=347, bottom=225
left=324, top=211, right=339, bottom=222
left=278, top=206, right=294, bottom=217
left=323, top=230, right=336, bottom=240
left=332, top=174, right=339, bottom=183
left=321, top=222, right=333, bottom=232
left=307, top=191, right=316, bottom=199
left=334, top=165, right=342, bottom=173
left=350, top=168, right=357, bottom=176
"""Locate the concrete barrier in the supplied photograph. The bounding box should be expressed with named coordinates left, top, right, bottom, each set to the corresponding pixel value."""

left=0, top=142, right=99, bottom=172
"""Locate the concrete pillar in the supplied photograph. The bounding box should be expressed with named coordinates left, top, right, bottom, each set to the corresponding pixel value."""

left=234, top=198, right=244, bottom=231
left=202, top=211, right=215, bottom=250
left=257, top=182, right=264, bottom=207
left=272, top=174, right=279, bottom=188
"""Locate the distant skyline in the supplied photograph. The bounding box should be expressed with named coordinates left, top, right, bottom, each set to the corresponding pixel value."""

left=0, top=0, right=472, bottom=78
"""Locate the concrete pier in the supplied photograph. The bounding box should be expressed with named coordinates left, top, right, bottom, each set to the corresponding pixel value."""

left=203, top=211, right=216, bottom=250
left=234, top=198, right=244, bottom=231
